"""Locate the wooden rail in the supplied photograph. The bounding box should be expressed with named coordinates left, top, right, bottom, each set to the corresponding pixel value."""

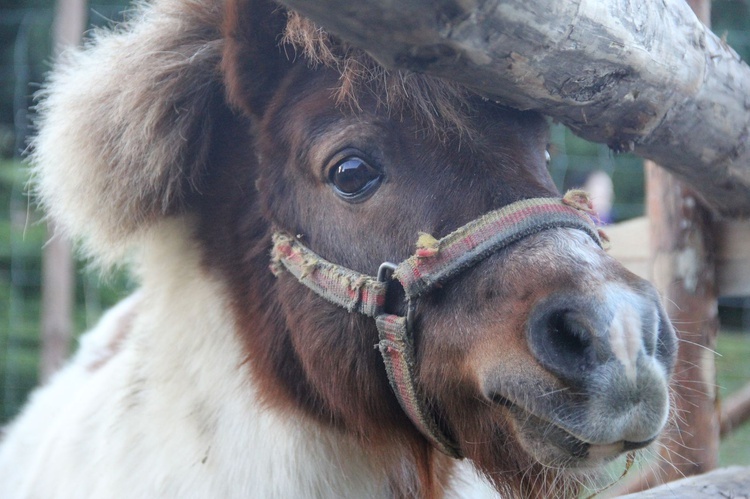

left=279, top=0, right=750, bottom=217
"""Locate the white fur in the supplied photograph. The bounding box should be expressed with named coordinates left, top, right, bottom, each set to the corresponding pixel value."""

left=605, top=285, right=649, bottom=382
left=0, top=220, right=384, bottom=497
left=0, top=218, right=496, bottom=498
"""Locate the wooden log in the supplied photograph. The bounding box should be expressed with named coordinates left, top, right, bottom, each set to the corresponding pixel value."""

left=721, top=381, right=750, bottom=438
left=626, top=3, right=719, bottom=493
left=716, top=220, right=750, bottom=297
left=618, top=466, right=750, bottom=498
left=278, top=0, right=750, bottom=217
left=633, top=157, right=721, bottom=491
left=39, top=225, right=75, bottom=382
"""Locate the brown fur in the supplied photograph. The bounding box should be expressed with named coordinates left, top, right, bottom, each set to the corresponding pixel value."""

left=281, top=12, right=475, bottom=137
left=209, top=4, right=569, bottom=494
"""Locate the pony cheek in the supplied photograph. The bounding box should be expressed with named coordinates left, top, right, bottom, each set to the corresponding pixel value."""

left=274, top=276, right=400, bottom=429
left=414, top=298, right=532, bottom=430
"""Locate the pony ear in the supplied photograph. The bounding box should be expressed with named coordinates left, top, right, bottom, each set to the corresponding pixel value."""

left=31, top=0, right=225, bottom=265
left=222, top=0, right=293, bottom=118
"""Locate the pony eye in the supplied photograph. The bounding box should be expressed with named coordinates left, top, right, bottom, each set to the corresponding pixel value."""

left=329, top=157, right=383, bottom=200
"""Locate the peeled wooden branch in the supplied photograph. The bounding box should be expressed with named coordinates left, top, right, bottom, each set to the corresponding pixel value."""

left=721, top=381, right=750, bottom=437
left=279, top=0, right=750, bottom=217
left=619, top=466, right=750, bottom=498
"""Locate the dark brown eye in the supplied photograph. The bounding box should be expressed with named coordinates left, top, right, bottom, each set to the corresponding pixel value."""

left=329, top=157, right=383, bottom=200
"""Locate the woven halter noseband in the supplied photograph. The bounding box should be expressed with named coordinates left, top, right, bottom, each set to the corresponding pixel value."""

left=270, top=192, right=603, bottom=459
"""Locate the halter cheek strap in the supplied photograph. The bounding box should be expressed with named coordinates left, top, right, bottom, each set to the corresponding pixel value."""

left=270, top=192, right=603, bottom=459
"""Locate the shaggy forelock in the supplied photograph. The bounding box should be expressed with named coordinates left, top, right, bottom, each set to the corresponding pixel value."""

left=282, top=11, right=475, bottom=136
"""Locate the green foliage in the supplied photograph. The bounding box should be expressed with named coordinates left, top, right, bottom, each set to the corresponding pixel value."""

left=548, top=123, right=645, bottom=222
left=0, top=159, right=133, bottom=422
left=714, top=0, right=750, bottom=63
left=0, top=1, right=131, bottom=158
left=1, top=158, right=43, bottom=421
left=716, top=330, right=750, bottom=466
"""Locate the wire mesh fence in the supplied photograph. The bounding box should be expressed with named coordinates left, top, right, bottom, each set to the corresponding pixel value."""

left=1, top=4, right=133, bottom=422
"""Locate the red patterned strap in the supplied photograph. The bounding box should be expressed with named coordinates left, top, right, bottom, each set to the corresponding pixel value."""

left=271, top=197, right=599, bottom=316
left=270, top=193, right=602, bottom=459
left=271, top=233, right=386, bottom=317
left=392, top=197, right=602, bottom=298
left=376, top=314, right=461, bottom=457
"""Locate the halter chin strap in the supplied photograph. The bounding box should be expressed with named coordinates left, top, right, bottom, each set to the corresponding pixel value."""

left=270, top=192, right=603, bottom=459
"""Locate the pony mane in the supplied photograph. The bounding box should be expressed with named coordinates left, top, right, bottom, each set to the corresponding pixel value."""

left=30, top=0, right=225, bottom=266
left=282, top=11, right=475, bottom=137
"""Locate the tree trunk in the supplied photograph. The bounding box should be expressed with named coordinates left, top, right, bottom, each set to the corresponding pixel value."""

left=641, top=162, right=720, bottom=488
left=40, top=0, right=87, bottom=382
left=278, top=0, right=750, bottom=217
left=626, top=0, right=721, bottom=491
left=40, top=226, right=75, bottom=382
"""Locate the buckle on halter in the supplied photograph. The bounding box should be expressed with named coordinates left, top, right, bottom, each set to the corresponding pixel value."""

left=377, top=261, right=397, bottom=283
left=376, top=261, right=416, bottom=333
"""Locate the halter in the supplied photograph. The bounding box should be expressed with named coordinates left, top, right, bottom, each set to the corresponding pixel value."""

left=270, top=192, right=603, bottom=459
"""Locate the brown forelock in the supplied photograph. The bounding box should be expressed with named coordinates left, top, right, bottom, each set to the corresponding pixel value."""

left=221, top=0, right=293, bottom=117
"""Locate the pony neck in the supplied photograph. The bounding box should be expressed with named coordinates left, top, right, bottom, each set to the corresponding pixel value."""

left=129, top=218, right=458, bottom=498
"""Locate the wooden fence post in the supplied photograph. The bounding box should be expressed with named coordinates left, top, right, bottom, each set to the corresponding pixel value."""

left=39, top=0, right=87, bottom=382
left=634, top=0, right=721, bottom=489
left=643, top=162, right=720, bottom=483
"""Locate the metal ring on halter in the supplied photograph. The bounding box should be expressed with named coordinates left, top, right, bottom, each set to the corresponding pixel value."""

left=377, top=261, right=416, bottom=335
left=377, top=262, right=397, bottom=283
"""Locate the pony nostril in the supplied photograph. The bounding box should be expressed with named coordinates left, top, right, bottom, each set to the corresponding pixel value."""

left=548, top=311, right=590, bottom=364
left=528, top=306, right=597, bottom=385
left=527, top=288, right=678, bottom=389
